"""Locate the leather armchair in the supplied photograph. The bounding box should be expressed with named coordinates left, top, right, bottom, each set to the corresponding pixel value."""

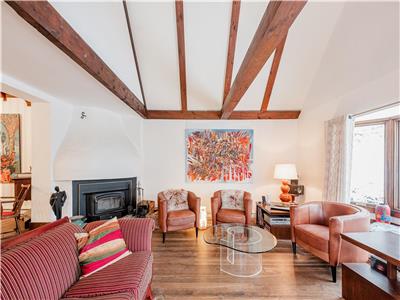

left=158, top=190, right=200, bottom=243
left=290, top=201, right=370, bottom=282
left=211, top=190, right=252, bottom=225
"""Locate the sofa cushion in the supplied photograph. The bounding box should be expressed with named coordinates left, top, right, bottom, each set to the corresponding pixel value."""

left=64, top=251, right=152, bottom=300
left=163, top=189, right=189, bottom=211
left=1, top=222, right=84, bottom=300
left=221, top=190, right=244, bottom=211
left=217, top=209, right=245, bottom=224
left=295, top=224, right=329, bottom=253
left=167, top=209, right=195, bottom=226
left=76, top=217, right=131, bottom=278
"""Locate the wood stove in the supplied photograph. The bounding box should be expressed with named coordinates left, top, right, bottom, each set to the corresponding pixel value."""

left=72, top=177, right=136, bottom=221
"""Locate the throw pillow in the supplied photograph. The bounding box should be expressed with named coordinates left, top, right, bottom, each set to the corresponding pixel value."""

left=221, top=190, right=245, bottom=211
left=75, top=217, right=131, bottom=278
left=163, top=189, right=189, bottom=211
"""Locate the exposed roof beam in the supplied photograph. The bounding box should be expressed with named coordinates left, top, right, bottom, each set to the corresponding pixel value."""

left=147, top=110, right=300, bottom=120
left=123, top=0, right=147, bottom=110
left=175, top=0, right=187, bottom=111
left=222, top=0, right=241, bottom=104
left=1, top=92, right=7, bottom=101
left=221, top=1, right=306, bottom=119
left=260, top=33, right=287, bottom=112
left=6, top=1, right=147, bottom=118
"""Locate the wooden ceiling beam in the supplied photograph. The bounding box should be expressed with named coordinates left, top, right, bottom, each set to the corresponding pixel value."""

left=222, top=0, right=241, bottom=104
left=147, top=110, right=300, bottom=120
left=175, top=0, right=187, bottom=111
left=123, top=0, right=147, bottom=110
left=6, top=1, right=147, bottom=118
left=1, top=92, right=7, bottom=101
left=260, top=33, right=287, bottom=112
left=221, top=1, right=306, bottom=119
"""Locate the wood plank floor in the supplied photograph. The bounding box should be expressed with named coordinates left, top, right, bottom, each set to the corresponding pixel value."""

left=151, top=228, right=343, bottom=300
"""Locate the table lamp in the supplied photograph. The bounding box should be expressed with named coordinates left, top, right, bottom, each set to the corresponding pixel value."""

left=274, top=164, right=298, bottom=202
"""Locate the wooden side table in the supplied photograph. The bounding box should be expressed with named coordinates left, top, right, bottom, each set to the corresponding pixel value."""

left=341, top=232, right=400, bottom=300
left=256, top=202, right=291, bottom=240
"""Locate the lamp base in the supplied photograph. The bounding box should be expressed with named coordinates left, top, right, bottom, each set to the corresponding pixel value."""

left=279, top=179, right=293, bottom=203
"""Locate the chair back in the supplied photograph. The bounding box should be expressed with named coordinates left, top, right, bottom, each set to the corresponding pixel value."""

left=12, top=184, right=30, bottom=214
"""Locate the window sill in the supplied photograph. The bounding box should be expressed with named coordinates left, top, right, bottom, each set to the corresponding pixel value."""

left=369, top=213, right=400, bottom=226
left=351, top=202, right=400, bottom=218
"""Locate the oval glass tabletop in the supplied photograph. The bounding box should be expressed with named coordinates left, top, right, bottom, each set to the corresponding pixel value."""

left=203, top=223, right=277, bottom=254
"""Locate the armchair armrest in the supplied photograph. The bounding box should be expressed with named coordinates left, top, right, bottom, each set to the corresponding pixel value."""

left=157, top=192, right=168, bottom=233
left=243, top=193, right=252, bottom=225
left=328, top=209, right=370, bottom=265
left=188, top=192, right=201, bottom=227
left=211, top=192, right=221, bottom=226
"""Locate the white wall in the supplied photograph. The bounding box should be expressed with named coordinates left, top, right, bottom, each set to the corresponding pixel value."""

left=31, top=102, right=52, bottom=222
left=0, top=98, right=32, bottom=197
left=143, top=120, right=299, bottom=212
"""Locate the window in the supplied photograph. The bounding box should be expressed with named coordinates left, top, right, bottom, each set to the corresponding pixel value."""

left=350, top=103, right=400, bottom=215
left=350, top=123, right=385, bottom=205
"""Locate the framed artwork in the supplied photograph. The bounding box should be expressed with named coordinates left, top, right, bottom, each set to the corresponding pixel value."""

left=185, top=129, right=254, bottom=183
left=0, top=114, right=21, bottom=183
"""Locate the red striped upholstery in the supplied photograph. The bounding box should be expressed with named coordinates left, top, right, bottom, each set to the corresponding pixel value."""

left=84, top=218, right=155, bottom=252
left=63, top=251, right=153, bottom=300
left=61, top=291, right=134, bottom=300
left=2, top=211, right=14, bottom=216
left=1, top=222, right=84, bottom=300
left=2, top=217, right=70, bottom=251
left=1, top=217, right=154, bottom=300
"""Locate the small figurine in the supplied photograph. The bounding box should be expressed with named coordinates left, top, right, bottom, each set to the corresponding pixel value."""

left=49, top=186, right=67, bottom=220
left=375, top=204, right=391, bottom=224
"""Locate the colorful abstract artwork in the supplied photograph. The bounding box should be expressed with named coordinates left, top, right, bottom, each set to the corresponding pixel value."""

left=0, top=114, right=21, bottom=183
left=185, top=129, right=253, bottom=183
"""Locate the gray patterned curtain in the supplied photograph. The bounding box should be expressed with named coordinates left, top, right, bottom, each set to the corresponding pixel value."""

left=323, top=115, right=354, bottom=203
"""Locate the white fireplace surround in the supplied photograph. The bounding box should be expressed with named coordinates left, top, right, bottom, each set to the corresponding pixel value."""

left=50, top=107, right=143, bottom=221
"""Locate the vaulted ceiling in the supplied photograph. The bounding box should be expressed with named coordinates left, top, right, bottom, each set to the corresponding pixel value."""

left=2, top=1, right=398, bottom=119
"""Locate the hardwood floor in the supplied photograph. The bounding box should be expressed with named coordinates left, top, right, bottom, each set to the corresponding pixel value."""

left=151, top=228, right=343, bottom=300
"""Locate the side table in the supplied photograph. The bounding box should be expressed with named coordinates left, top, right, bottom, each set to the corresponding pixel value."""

left=256, top=202, right=291, bottom=240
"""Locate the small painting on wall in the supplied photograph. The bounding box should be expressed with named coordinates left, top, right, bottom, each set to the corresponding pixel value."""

left=0, top=114, right=21, bottom=183
left=185, top=129, right=253, bottom=183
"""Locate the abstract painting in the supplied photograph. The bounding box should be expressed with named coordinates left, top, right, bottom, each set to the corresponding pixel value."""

left=0, top=114, right=21, bottom=183
left=185, top=129, right=253, bottom=183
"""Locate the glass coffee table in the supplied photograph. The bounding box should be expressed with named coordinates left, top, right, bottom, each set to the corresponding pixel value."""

left=203, top=223, right=277, bottom=277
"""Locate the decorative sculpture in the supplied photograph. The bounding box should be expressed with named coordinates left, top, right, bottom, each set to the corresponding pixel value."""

left=49, top=186, right=67, bottom=220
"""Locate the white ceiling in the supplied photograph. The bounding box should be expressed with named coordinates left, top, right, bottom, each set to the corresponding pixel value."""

left=1, top=1, right=399, bottom=115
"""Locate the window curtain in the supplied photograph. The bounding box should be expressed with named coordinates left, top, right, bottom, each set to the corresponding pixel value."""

left=323, top=115, right=354, bottom=203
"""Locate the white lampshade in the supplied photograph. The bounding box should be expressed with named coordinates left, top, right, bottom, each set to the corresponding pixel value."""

left=274, top=164, right=298, bottom=180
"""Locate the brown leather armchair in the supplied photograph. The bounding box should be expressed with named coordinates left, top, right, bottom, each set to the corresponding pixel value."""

left=290, top=201, right=370, bottom=282
left=158, top=190, right=200, bottom=243
left=211, top=190, right=252, bottom=225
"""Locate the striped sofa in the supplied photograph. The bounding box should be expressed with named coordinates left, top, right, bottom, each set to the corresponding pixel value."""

left=1, top=217, right=155, bottom=300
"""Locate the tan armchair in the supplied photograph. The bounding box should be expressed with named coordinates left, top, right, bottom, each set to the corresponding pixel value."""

left=211, top=190, right=252, bottom=225
left=290, top=201, right=370, bottom=282
left=158, top=189, right=200, bottom=243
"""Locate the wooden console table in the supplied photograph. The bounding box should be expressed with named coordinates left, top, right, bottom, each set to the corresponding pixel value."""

left=341, top=232, right=400, bottom=300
